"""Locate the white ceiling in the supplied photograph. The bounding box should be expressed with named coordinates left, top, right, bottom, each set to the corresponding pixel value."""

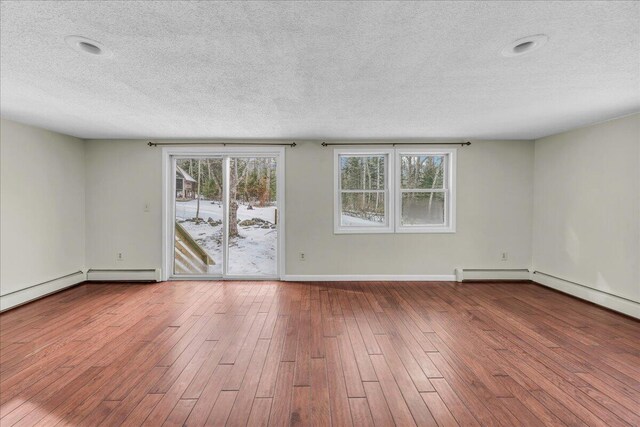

left=1, top=1, right=639, bottom=140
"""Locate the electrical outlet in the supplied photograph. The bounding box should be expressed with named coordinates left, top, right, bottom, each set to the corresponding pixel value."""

left=501, top=252, right=508, bottom=261
left=299, top=252, right=306, bottom=261
left=117, top=252, right=124, bottom=262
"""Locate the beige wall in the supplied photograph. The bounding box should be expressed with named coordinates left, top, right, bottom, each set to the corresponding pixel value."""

left=286, top=140, right=534, bottom=276
left=532, top=113, right=640, bottom=315
left=85, top=140, right=162, bottom=269
left=84, top=139, right=534, bottom=277
left=5, top=114, right=637, bottom=315
left=0, top=119, right=85, bottom=309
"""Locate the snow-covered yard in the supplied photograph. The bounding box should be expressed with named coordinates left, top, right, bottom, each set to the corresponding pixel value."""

left=175, top=199, right=277, bottom=276
left=340, top=214, right=384, bottom=226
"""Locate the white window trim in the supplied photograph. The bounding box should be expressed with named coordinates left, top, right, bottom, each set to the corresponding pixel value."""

left=333, top=147, right=456, bottom=234
left=333, top=148, right=395, bottom=234
left=394, top=148, right=456, bottom=233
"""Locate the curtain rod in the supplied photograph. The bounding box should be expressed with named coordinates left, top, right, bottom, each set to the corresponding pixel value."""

left=148, top=141, right=297, bottom=147
left=321, top=141, right=471, bottom=147
left=148, top=140, right=469, bottom=148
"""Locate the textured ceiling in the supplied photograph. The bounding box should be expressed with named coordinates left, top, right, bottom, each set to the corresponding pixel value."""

left=1, top=1, right=639, bottom=140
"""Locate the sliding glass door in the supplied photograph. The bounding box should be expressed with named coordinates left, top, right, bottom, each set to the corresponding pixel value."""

left=227, top=156, right=278, bottom=276
left=165, top=149, right=283, bottom=279
left=173, top=157, right=224, bottom=275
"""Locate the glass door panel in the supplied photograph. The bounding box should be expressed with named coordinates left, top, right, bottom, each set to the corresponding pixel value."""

left=227, top=156, right=278, bottom=276
left=173, top=157, right=224, bottom=276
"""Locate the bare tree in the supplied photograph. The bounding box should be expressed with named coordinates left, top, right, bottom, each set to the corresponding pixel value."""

left=195, top=159, right=202, bottom=222
left=427, top=157, right=442, bottom=214
left=361, top=158, right=366, bottom=206
left=208, top=159, right=222, bottom=200
left=229, top=160, right=239, bottom=237
left=228, top=159, right=251, bottom=237
left=375, top=156, right=381, bottom=209
left=260, top=158, right=272, bottom=207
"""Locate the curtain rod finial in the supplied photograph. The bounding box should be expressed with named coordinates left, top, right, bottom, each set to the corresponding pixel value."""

left=291, top=142, right=297, bottom=147
left=147, top=141, right=155, bottom=147
left=321, top=141, right=328, bottom=147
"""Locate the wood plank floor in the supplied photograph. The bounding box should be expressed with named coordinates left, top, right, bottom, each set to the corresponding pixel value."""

left=1, top=281, right=639, bottom=426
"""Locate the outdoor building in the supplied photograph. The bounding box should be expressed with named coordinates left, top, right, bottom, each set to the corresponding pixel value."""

left=175, top=165, right=196, bottom=200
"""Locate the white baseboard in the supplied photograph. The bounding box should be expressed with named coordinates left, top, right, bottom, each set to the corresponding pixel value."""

left=281, top=274, right=456, bottom=282
left=86, top=268, right=161, bottom=282
left=531, top=271, right=639, bottom=319
left=455, top=268, right=531, bottom=282
left=0, top=270, right=86, bottom=312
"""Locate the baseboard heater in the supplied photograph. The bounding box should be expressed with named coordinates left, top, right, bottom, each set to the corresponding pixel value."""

left=86, top=268, right=161, bottom=282
left=531, top=271, right=639, bottom=319
left=0, top=270, right=86, bottom=312
left=455, top=268, right=531, bottom=282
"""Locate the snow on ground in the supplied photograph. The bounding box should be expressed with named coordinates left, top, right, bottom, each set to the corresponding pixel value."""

left=176, top=199, right=277, bottom=276
left=341, top=214, right=383, bottom=226
left=175, top=199, right=276, bottom=223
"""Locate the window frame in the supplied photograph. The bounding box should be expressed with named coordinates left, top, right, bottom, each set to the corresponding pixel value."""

left=333, top=148, right=395, bottom=234
left=333, top=147, right=456, bottom=234
left=394, top=148, right=456, bottom=233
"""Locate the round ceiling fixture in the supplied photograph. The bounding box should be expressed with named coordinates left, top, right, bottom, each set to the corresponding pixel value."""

left=65, top=36, right=112, bottom=57
left=501, top=34, right=548, bottom=57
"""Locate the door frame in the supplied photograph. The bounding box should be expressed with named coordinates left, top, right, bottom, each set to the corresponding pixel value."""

left=162, top=146, right=286, bottom=281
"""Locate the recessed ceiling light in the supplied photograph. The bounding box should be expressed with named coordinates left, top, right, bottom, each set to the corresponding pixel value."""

left=65, top=36, right=112, bottom=57
left=501, top=35, right=548, bottom=57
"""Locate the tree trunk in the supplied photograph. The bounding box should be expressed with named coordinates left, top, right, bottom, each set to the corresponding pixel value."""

left=229, top=200, right=239, bottom=237
left=361, top=159, right=366, bottom=207
left=208, top=159, right=222, bottom=201
left=375, top=156, right=380, bottom=209
left=195, top=159, right=201, bottom=222
left=243, top=159, right=250, bottom=204
left=229, top=159, right=239, bottom=237
left=261, top=158, right=271, bottom=207
left=427, top=159, right=441, bottom=214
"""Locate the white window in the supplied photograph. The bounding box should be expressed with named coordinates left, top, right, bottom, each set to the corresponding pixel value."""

left=395, top=149, right=456, bottom=233
left=334, top=149, right=394, bottom=233
left=334, top=148, right=456, bottom=234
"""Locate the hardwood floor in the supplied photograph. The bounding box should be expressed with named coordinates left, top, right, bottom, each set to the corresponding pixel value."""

left=1, top=281, right=638, bottom=426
